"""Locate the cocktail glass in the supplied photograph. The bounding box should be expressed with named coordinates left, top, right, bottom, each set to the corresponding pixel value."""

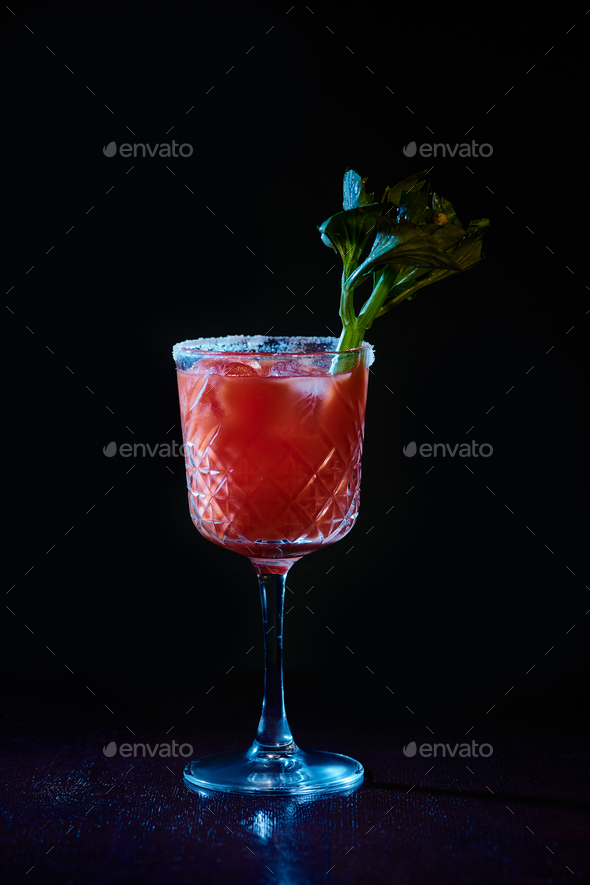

left=173, top=335, right=373, bottom=794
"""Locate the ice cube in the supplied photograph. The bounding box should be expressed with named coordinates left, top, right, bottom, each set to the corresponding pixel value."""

left=269, top=357, right=325, bottom=377
left=184, top=357, right=215, bottom=375
left=269, top=360, right=300, bottom=377
left=310, top=354, right=333, bottom=372
left=218, top=359, right=262, bottom=376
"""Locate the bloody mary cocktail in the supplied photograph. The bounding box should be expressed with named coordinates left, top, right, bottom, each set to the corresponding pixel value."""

left=174, top=335, right=372, bottom=795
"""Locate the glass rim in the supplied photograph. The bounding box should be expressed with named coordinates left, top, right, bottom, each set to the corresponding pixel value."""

left=172, top=335, right=374, bottom=361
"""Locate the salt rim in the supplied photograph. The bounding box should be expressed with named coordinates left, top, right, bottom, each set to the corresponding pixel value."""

left=172, top=335, right=375, bottom=366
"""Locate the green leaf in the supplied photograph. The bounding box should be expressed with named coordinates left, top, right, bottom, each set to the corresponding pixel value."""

left=318, top=204, right=384, bottom=279
left=394, top=188, right=434, bottom=226
left=343, top=168, right=375, bottom=210
left=386, top=215, right=465, bottom=291
left=431, top=192, right=460, bottom=226
left=376, top=225, right=488, bottom=315
left=467, top=218, right=491, bottom=230
left=381, top=170, right=428, bottom=205
left=345, top=217, right=462, bottom=292
left=429, top=220, right=468, bottom=250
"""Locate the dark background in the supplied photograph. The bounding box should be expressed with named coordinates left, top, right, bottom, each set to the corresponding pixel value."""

left=2, top=1, right=589, bottom=881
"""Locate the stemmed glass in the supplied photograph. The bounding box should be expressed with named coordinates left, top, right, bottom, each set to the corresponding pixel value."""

left=173, top=335, right=373, bottom=794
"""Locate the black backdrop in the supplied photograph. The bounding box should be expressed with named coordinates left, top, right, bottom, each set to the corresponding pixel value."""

left=3, top=1, right=588, bottom=751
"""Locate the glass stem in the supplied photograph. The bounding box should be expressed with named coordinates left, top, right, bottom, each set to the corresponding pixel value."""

left=250, top=571, right=298, bottom=756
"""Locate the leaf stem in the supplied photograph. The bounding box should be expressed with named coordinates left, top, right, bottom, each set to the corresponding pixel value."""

left=357, top=273, right=393, bottom=330
left=334, top=271, right=390, bottom=362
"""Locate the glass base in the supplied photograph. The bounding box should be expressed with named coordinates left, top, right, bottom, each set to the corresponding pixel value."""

left=183, top=748, right=364, bottom=795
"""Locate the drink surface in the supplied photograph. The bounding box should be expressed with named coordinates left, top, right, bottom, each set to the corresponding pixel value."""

left=176, top=353, right=369, bottom=561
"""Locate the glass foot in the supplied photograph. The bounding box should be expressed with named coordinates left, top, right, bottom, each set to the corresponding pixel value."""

left=184, top=748, right=364, bottom=795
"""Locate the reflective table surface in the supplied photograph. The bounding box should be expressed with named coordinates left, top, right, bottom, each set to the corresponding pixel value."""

left=1, top=689, right=588, bottom=884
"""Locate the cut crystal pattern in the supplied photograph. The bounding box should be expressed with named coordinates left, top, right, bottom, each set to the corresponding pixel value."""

left=182, top=399, right=364, bottom=558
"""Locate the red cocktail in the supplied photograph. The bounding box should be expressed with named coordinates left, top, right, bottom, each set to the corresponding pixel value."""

left=176, top=339, right=371, bottom=571
left=173, top=336, right=373, bottom=794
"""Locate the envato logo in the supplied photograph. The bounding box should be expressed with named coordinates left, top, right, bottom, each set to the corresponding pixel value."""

left=103, top=140, right=193, bottom=158
left=403, top=740, right=493, bottom=758
left=103, top=740, right=193, bottom=758
left=403, top=440, right=493, bottom=458
left=403, top=140, right=493, bottom=158
left=103, top=440, right=185, bottom=458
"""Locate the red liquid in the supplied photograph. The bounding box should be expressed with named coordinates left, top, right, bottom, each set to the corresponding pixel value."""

left=176, top=355, right=369, bottom=570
